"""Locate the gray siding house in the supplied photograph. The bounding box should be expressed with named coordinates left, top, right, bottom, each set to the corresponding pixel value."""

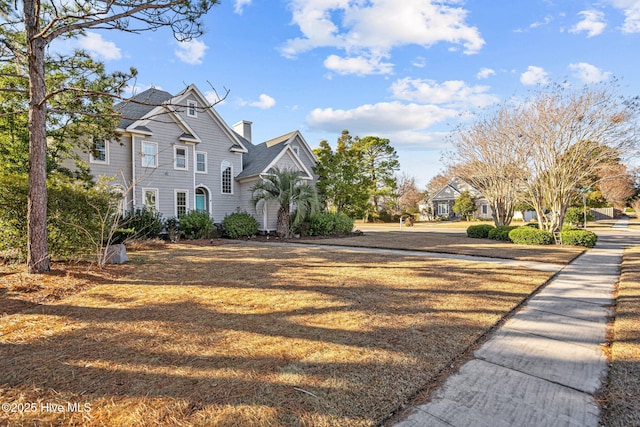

left=85, top=84, right=318, bottom=232
left=429, top=177, right=493, bottom=220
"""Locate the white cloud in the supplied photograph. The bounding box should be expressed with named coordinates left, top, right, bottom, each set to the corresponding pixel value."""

left=606, top=0, right=640, bottom=33
left=234, top=0, right=252, bottom=15
left=240, top=94, right=276, bottom=109
left=77, top=32, right=121, bottom=61
left=281, top=0, right=484, bottom=76
left=476, top=67, right=496, bottom=79
left=324, top=54, right=394, bottom=75
left=570, top=10, right=607, bottom=37
left=520, top=66, right=549, bottom=86
left=569, top=62, right=612, bottom=83
left=530, top=15, right=553, bottom=29
left=175, top=39, right=208, bottom=65
left=307, top=102, right=458, bottom=135
left=390, top=78, right=498, bottom=108
left=411, top=56, right=427, bottom=68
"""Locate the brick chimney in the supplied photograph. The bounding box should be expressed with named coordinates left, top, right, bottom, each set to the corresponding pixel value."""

left=233, top=120, right=252, bottom=143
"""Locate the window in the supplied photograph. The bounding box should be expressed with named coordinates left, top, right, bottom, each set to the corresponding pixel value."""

left=221, top=161, right=232, bottom=194
left=196, top=151, right=207, bottom=173
left=90, top=139, right=107, bottom=163
left=175, top=190, right=188, bottom=217
left=142, top=142, right=157, bottom=168
left=292, top=146, right=300, bottom=156
left=481, top=204, right=489, bottom=216
left=438, top=203, right=449, bottom=216
left=174, top=146, right=187, bottom=170
left=143, top=189, right=158, bottom=211
left=187, top=100, right=197, bottom=117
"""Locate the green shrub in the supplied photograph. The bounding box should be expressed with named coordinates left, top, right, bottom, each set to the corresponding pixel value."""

left=309, top=212, right=335, bottom=236
left=560, top=229, right=598, bottom=247
left=120, top=207, right=164, bottom=240
left=508, top=226, right=554, bottom=245
left=565, top=206, right=593, bottom=226
left=467, top=224, right=494, bottom=238
left=0, top=173, right=120, bottom=262
left=333, top=213, right=354, bottom=235
left=165, top=217, right=180, bottom=242
left=179, top=210, right=216, bottom=239
left=222, top=212, right=259, bottom=239
left=488, top=225, right=518, bottom=242
left=309, top=212, right=354, bottom=236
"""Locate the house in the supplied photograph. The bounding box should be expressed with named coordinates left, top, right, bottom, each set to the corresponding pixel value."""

left=83, top=84, right=317, bottom=232
left=427, top=177, right=493, bottom=220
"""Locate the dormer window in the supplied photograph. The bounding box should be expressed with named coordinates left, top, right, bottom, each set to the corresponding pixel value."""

left=187, top=100, right=197, bottom=117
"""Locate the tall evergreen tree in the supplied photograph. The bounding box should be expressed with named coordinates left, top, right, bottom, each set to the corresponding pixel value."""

left=1, top=0, right=219, bottom=272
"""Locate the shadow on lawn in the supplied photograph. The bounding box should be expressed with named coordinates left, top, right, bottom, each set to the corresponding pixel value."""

left=0, top=245, right=552, bottom=425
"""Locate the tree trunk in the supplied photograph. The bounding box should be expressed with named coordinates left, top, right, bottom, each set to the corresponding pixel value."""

left=25, top=0, right=51, bottom=273
left=277, top=205, right=291, bottom=238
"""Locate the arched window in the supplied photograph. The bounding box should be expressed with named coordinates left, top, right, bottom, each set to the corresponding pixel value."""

left=221, top=161, right=232, bottom=194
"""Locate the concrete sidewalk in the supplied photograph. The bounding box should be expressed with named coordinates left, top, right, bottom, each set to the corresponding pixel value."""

left=393, top=228, right=630, bottom=427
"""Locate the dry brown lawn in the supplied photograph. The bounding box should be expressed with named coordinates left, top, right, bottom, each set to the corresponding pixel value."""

left=602, top=245, right=640, bottom=427
left=0, top=242, right=554, bottom=426
left=304, top=231, right=584, bottom=264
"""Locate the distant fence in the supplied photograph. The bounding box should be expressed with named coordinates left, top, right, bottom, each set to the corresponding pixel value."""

left=589, top=207, right=621, bottom=220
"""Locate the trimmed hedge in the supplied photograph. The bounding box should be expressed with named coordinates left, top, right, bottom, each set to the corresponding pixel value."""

left=488, top=225, right=518, bottom=242
left=467, top=224, right=494, bottom=239
left=508, top=226, right=554, bottom=245
left=179, top=210, right=217, bottom=239
left=561, top=229, right=598, bottom=248
left=309, top=212, right=354, bottom=236
left=222, top=212, right=259, bottom=239
left=119, top=207, right=165, bottom=240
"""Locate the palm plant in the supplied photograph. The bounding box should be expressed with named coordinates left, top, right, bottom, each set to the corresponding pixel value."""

left=251, top=168, right=319, bottom=238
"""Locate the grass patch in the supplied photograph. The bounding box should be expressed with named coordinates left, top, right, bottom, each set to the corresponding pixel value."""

left=305, top=231, right=583, bottom=264
left=602, top=245, right=640, bottom=427
left=0, top=243, right=553, bottom=426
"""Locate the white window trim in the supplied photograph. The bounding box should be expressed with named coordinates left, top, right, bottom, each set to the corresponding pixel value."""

left=187, top=100, right=197, bottom=117
left=90, top=139, right=109, bottom=164
left=481, top=204, right=489, bottom=215
left=438, top=203, right=449, bottom=216
left=175, top=189, right=189, bottom=217
left=142, top=188, right=159, bottom=211
left=141, top=141, right=158, bottom=168
left=174, top=145, right=188, bottom=170
left=291, top=146, right=300, bottom=156
left=221, top=161, right=233, bottom=195
left=196, top=151, right=207, bottom=174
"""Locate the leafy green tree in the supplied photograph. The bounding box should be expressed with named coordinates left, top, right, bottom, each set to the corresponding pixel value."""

left=452, top=191, right=476, bottom=220
left=252, top=168, right=320, bottom=238
left=313, top=130, right=371, bottom=218
left=1, top=0, right=219, bottom=273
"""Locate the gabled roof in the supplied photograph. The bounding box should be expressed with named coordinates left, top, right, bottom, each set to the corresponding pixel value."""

left=236, top=131, right=314, bottom=180
left=116, top=88, right=173, bottom=129
left=431, top=177, right=485, bottom=201
left=115, top=84, right=248, bottom=152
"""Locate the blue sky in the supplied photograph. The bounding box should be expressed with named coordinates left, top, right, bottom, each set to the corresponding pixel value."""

left=63, top=0, right=640, bottom=188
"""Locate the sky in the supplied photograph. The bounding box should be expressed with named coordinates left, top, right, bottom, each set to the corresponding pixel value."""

left=60, top=0, right=640, bottom=188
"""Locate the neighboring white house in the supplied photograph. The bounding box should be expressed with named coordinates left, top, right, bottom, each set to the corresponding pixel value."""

left=82, top=84, right=318, bottom=232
